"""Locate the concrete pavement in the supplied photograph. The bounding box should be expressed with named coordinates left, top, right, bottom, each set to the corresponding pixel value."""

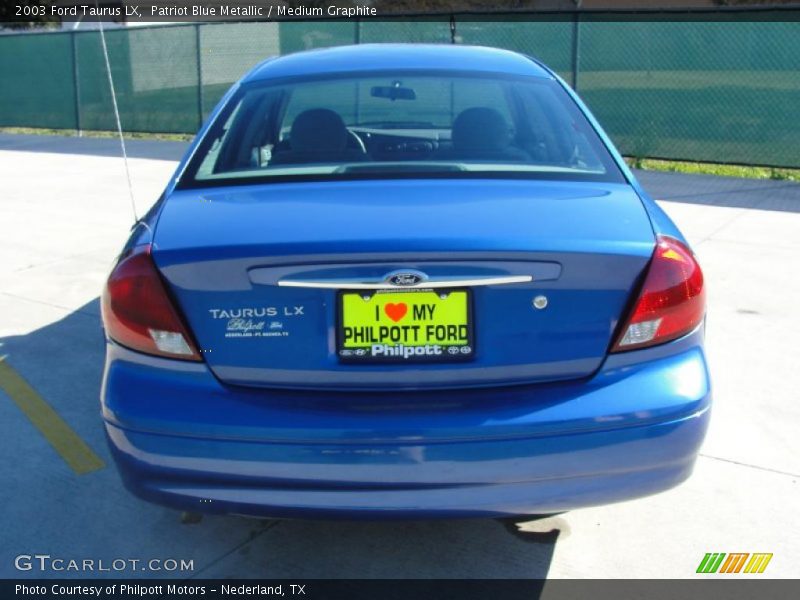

left=0, top=133, right=797, bottom=579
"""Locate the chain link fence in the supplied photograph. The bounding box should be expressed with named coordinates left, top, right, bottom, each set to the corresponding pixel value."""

left=1, top=13, right=798, bottom=167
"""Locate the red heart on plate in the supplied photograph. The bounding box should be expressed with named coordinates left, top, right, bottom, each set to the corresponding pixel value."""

left=384, top=302, right=408, bottom=323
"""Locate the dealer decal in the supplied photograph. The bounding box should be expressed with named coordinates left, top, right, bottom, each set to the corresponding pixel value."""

left=208, top=306, right=304, bottom=339
left=339, top=290, right=473, bottom=362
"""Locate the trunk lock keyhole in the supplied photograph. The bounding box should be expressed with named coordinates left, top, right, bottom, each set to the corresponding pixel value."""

left=532, top=295, right=548, bottom=310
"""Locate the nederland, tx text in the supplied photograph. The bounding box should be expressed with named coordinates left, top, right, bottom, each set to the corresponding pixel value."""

left=15, top=583, right=306, bottom=596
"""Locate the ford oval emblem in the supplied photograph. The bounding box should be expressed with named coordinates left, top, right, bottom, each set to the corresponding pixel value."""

left=386, top=270, right=427, bottom=287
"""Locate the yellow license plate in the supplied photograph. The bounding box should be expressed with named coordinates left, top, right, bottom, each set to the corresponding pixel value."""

left=338, top=289, right=474, bottom=362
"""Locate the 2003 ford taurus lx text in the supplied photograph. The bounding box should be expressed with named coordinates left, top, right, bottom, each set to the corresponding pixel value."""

left=100, top=45, right=710, bottom=518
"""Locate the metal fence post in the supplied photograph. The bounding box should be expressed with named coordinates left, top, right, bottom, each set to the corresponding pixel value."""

left=195, top=23, right=204, bottom=130
left=571, top=11, right=580, bottom=90
left=70, top=31, right=82, bottom=136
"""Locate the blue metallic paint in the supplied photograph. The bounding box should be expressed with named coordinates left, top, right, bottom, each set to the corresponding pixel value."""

left=537, top=63, right=684, bottom=242
left=102, top=45, right=711, bottom=518
left=243, top=44, right=554, bottom=83
left=151, top=180, right=655, bottom=390
left=102, top=328, right=709, bottom=518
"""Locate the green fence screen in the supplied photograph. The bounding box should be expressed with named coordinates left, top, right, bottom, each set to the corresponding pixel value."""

left=1, top=13, right=798, bottom=168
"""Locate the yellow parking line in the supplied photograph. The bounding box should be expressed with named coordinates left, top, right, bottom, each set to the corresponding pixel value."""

left=0, top=357, right=105, bottom=475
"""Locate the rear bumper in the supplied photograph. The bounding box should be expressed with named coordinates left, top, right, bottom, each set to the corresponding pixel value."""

left=102, top=332, right=711, bottom=518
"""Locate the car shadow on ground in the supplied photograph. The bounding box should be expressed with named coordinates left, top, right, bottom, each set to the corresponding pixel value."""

left=1, top=300, right=562, bottom=579
left=0, top=133, right=189, bottom=162
left=192, top=515, right=564, bottom=578
left=634, top=169, right=800, bottom=213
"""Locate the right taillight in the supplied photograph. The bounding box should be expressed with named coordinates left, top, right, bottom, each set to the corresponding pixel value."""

left=611, top=235, right=705, bottom=352
left=101, top=244, right=201, bottom=361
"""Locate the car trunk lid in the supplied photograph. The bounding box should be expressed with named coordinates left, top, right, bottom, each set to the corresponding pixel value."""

left=152, top=179, right=654, bottom=390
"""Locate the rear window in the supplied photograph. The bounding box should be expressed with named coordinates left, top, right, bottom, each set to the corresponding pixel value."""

left=181, top=71, right=625, bottom=188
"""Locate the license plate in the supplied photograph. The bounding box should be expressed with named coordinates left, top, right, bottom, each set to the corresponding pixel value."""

left=338, top=289, right=474, bottom=363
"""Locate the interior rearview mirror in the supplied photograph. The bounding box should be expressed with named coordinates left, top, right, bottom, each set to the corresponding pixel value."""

left=370, top=84, right=416, bottom=101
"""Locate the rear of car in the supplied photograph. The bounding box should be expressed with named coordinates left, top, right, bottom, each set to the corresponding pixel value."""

left=101, top=45, right=710, bottom=518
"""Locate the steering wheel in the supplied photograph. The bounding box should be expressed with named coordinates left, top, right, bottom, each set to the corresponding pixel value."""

left=347, top=129, right=367, bottom=155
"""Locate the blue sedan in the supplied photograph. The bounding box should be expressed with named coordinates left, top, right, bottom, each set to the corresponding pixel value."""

left=100, top=44, right=709, bottom=518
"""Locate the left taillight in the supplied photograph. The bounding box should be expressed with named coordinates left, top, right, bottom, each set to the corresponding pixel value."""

left=101, top=244, right=201, bottom=361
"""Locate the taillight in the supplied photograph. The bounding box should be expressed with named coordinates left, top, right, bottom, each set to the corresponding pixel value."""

left=101, top=244, right=201, bottom=361
left=611, top=235, right=705, bottom=352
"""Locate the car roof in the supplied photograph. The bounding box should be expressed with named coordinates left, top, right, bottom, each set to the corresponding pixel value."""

left=243, top=44, right=553, bottom=83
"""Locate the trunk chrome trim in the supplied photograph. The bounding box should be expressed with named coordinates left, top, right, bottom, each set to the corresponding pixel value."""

left=278, top=275, right=532, bottom=289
